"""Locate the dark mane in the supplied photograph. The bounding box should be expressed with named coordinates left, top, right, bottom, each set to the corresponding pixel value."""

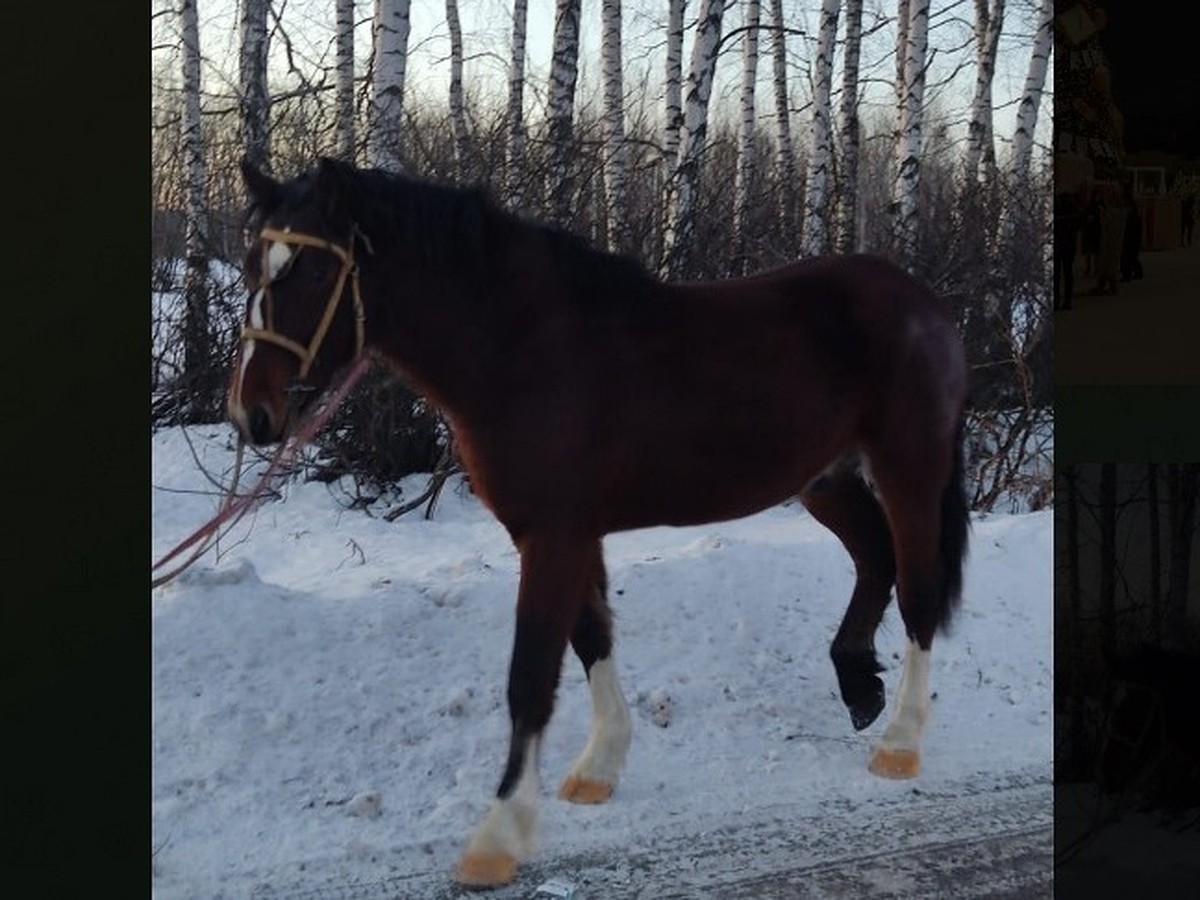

left=297, top=164, right=660, bottom=308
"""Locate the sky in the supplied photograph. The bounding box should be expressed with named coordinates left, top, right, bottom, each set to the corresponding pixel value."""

left=151, top=423, right=1054, bottom=896
left=150, top=0, right=1053, bottom=167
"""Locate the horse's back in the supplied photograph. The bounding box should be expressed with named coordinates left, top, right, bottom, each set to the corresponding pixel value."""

left=585, top=255, right=963, bottom=532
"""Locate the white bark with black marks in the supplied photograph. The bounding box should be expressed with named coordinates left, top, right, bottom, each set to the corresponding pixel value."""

left=964, top=0, right=1005, bottom=193
left=1010, top=0, right=1053, bottom=188
left=548, top=0, right=582, bottom=224
left=769, top=0, right=797, bottom=245
left=801, top=0, right=841, bottom=258
left=892, top=0, right=928, bottom=271
left=181, top=0, right=211, bottom=417
left=446, top=0, right=470, bottom=176
left=836, top=0, right=863, bottom=253
left=665, top=0, right=725, bottom=277
left=369, top=0, right=412, bottom=173
left=506, top=0, right=529, bottom=210
left=733, top=0, right=760, bottom=273
left=239, top=0, right=270, bottom=172
left=335, top=0, right=356, bottom=161
left=663, top=0, right=686, bottom=172
left=601, top=0, right=628, bottom=253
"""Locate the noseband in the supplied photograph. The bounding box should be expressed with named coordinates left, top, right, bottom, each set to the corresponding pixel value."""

left=240, top=226, right=366, bottom=380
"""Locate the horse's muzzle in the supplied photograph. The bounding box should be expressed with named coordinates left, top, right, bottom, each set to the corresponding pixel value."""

left=248, top=406, right=277, bottom=445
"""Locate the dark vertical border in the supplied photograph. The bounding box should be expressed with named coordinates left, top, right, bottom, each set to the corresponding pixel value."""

left=2, top=2, right=146, bottom=892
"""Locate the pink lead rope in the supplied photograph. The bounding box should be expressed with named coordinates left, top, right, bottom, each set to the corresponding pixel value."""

left=151, top=356, right=373, bottom=588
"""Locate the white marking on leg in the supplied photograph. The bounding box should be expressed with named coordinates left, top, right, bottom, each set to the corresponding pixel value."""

left=563, top=657, right=632, bottom=793
left=464, top=737, right=540, bottom=862
left=877, top=639, right=931, bottom=753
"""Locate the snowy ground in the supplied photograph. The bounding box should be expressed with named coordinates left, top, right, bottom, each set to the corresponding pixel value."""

left=152, top=426, right=1054, bottom=898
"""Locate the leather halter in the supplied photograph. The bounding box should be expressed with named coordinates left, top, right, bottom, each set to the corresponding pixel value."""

left=240, top=226, right=366, bottom=380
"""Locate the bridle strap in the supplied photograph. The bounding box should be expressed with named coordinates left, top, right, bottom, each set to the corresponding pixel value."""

left=239, top=226, right=366, bottom=379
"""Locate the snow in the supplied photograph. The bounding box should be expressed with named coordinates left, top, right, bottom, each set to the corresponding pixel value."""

left=152, top=426, right=1053, bottom=897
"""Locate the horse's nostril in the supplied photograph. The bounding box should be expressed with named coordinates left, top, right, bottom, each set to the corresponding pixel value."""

left=249, top=406, right=274, bottom=445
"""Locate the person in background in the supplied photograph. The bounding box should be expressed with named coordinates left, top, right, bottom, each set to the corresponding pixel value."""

left=1081, top=185, right=1102, bottom=276
left=1182, top=194, right=1195, bottom=248
left=1055, top=188, right=1082, bottom=310
left=1092, top=183, right=1125, bottom=296
left=1120, top=182, right=1143, bottom=281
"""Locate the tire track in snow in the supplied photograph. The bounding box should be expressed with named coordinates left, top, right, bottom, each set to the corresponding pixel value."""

left=248, top=769, right=1050, bottom=899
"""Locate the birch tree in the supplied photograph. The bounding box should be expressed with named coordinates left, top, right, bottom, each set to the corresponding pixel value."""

left=601, top=0, right=628, bottom=252
left=335, top=0, right=356, bottom=160
left=1009, top=0, right=1054, bottom=188
left=964, top=0, right=1004, bottom=194
left=239, top=0, right=270, bottom=171
left=892, top=0, right=929, bottom=271
left=801, top=0, right=841, bottom=258
left=446, top=0, right=470, bottom=176
left=181, top=0, right=211, bottom=419
left=769, top=0, right=798, bottom=245
left=733, top=0, right=760, bottom=272
left=547, top=0, right=582, bottom=224
left=835, top=0, right=864, bottom=254
left=663, top=0, right=686, bottom=172
left=506, top=0, right=529, bottom=209
left=369, top=0, right=412, bottom=173
left=665, top=0, right=725, bottom=277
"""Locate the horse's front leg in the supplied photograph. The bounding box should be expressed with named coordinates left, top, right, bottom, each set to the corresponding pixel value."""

left=455, top=533, right=593, bottom=889
left=559, top=545, right=632, bottom=804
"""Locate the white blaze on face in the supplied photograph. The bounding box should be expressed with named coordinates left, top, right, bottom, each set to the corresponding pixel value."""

left=265, top=240, right=293, bottom=280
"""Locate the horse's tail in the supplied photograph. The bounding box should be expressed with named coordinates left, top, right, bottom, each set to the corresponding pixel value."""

left=937, top=419, right=970, bottom=633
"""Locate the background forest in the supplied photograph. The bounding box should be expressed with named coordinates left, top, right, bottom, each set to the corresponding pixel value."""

left=1055, top=463, right=1200, bottom=855
left=150, top=0, right=1054, bottom=513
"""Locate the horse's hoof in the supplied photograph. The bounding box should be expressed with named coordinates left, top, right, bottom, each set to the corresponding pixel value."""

left=868, top=747, right=920, bottom=779
left=558, top=775, right=614, bottom=804
left=455, top=852, right=518, bottom=889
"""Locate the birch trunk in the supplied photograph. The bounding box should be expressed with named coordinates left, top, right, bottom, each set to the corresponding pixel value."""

left=1010, top=0, right=1054, bottom=188
left=664, top=0, right=686, bottom=171
left=369, top=0, right=412, bottom=173
left=892, top=0, right=928, bottom=271
left=835, top=0, right=863, bottom=254
left=601, top=0, right=628, bottom=252
left=335, top=0, right=356, bottom=161
left=239, top=0, right=270, bottom=172
left=770, top=0, right=798, bottom=244
left=446, top=0, right=470, bottom=176
left=665, top=0, right=725, bottom=278
left=733, top=0, right=761, bottom=273
left=181, top=0, right=211, bottom=420
left=548, top=0, right=582, bottom=224
left=964, top=1, right=1004, bottom=193
left=801, top=0, right=841, bottom=258
left=506, top=0, right=529, bottom=209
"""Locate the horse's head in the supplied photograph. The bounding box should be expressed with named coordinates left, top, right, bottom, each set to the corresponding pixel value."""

left=228, top=157, right=367, bottom=444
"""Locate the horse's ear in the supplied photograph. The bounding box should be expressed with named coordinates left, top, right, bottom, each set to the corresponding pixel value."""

left=314, top=157, right=354, bottom=224
left=241, top=157, right=281, bottom=211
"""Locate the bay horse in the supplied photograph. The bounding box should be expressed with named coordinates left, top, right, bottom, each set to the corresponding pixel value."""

left=228, top=157, right=970, bottom=889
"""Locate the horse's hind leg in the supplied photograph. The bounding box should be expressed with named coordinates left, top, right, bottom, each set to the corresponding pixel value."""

left=456, top=534, right=593, bottom=888
left=801, top=458, right=896, bottom=731
left=862, top=430, right=967, bottom=780
left=559, top=547, right=633, bottom=804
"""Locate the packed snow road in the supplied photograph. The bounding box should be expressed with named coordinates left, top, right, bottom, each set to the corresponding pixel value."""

left=246, top=767, right=1051, bottom=899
